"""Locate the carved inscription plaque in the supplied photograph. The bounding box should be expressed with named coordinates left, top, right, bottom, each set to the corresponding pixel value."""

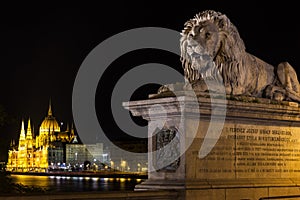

left=195, top=124, right=300, bottom=179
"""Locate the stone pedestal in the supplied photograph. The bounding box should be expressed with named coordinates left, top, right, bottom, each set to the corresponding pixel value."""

left=123, top=95, right=300, bottom=200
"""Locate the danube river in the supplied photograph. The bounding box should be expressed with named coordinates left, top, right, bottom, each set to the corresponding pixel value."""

left=10, top=174, right=145, bottom=193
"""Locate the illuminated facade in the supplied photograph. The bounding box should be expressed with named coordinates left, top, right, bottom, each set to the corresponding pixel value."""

left=6, top=102, right=75, bottom=172
left=106, top=141, right=148, bottom=172
left=65, top=143, right=106, bottom=170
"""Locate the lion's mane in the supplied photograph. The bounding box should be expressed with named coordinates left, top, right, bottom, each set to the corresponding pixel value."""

left=180, top=10, right=263, bottom=95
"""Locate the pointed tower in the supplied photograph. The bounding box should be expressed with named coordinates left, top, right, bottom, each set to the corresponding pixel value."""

left=7, top=138, right=17, bottom=172
left=39, top=99, right=60, bottom=145
left=9, top=139, right=15, bottom=150
left=70, top=123, right=75, bottom=142
left=66, top=123, right=70, bottom=132
left=48, top=99, right=52, bottom=116
left=26, top=118, right=32, bottom=140
left=71, top=123, right=75, bottom=135
left=18, top=119, right=27, bottom=171
left=18, top=119, right=26, bottom=150
left=39, top=99, right=60, bottom=139
left=26, top=118, right=34, bottom=169
left=26, top=118, right=33, bottom=149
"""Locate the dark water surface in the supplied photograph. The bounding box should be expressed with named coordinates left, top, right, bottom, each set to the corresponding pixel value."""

left=10, top=175, right=145, bottom=193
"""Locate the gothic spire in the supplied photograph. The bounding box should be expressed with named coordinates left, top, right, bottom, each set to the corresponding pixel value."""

left=66, top=123, right=70, bottom=132
left=48, top=99, right=52, bottom=116
left=26, top=118, right=32, bottom=140
left=19, top=119, right=26, bottom=141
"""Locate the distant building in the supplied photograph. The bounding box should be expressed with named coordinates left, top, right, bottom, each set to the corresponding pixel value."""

left=5, top=101, right=148, bottom=173
left=6, top=101, right=75, bottom=172
left=107, top=140, right=148, bottom=172
left=66, top=143, right=107, bottom=170
left=65, top=141, right=148, bottom=172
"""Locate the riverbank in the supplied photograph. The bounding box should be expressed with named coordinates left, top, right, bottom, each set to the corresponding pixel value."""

left=9, top=171, right=148, bottom=179
left=0, top=190, right=178, bottom=200
left=7, top=173, right=145, bottom=194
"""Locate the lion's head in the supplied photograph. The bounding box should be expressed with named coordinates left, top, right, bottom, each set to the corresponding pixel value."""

left=180, top=10, right=246, bottom=88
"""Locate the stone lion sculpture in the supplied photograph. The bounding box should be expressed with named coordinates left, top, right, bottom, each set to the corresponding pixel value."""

left=177, top=10, right=300, bottom=102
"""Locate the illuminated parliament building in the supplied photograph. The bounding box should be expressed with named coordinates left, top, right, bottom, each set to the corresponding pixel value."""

left=6, top=102, right=76, bottom=172
left=5, top=101, right=148, bottom=173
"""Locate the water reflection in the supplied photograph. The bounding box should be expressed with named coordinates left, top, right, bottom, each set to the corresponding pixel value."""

left=10, top=175, right=144, bottom=193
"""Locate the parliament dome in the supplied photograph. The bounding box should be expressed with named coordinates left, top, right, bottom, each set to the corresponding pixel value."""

left=39, top=102, right=60, bottom=132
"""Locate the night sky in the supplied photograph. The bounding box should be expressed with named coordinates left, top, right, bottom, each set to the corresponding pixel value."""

left=0, top=2, right=299, bottom=161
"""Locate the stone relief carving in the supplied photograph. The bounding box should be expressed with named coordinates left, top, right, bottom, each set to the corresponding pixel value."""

left=159, top=10, right=300, bottom=103
left=155, top=127, right=180, bottom=172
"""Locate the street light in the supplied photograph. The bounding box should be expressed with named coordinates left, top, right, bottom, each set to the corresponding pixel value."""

left=137, top=163, right=141, bottom=172
left=121, top=160, right=126, bottom=172
left=110, top=160, right=114, bottom=171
